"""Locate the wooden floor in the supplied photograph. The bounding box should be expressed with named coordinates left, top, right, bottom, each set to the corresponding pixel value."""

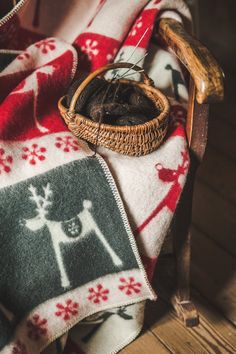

left=122, top=1, right=236, bottom=352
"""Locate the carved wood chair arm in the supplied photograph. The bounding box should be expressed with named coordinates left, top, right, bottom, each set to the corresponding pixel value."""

left=158, top=18, right=224, bottom=104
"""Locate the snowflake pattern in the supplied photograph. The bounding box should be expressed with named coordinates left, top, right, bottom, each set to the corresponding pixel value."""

left=55, top=136, right=79, bottom=153
left=67, top=219, right=81, bottom=236
left=26, top=314, right=48, bottom=341
left=0, top=148, right=13, bottom=174
left=118, top=277, right=142, bottom=295
left=55, top=299, right=79, bottom=321
left=17, top=51, right=30, bottom=61
left=35, top=39, right=56, bottom=54
left=130, top=16, right=143, bottom=36
left=22, top=144, right=46, bottom=165
left=81, top=39, right=99, bottom=60
left=88, top=284, right=109, bottom=304
left=106, top=48, right=118, bottom=62
left=12, top=340, right=27, bottom=354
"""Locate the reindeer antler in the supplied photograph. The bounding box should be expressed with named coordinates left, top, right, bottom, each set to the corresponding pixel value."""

left=28, top=183, right=53, bottom=217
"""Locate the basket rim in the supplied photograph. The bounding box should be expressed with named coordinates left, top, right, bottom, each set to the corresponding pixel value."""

left=58, top=79, right=170, bottom=134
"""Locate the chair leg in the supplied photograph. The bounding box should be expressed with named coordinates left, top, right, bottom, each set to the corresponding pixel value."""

left=172, top=157, right=199, bottom=327
left=172, top=229, right=199, bottom=327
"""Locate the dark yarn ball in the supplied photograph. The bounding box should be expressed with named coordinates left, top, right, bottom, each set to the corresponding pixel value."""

left=89, top=103, right=149, bottom=125
left=66, top=75, right=160, bottom=126
left=114, top=113, right=149, bottom=126
left=66, top=75, right=107, bottom=113
left=129, top=87, right=160, bottom=117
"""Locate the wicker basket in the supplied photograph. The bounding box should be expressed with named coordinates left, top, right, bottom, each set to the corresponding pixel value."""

left=58, top=62, right=170, bottom=156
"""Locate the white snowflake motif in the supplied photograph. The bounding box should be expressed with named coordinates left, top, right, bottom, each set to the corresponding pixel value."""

left=55, top=136, right=79, bottom=153
left=67, top=220, right=80, bottom=236
left=81, top=39, right=99, bottom=60
left=131, top=16, right=143, bottom=36
left=22, top=144, right=46, bottom=165
left=106, top=48, right=118, bottom=62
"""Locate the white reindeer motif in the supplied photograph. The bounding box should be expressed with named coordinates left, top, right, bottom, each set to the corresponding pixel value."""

left=23, top=183, right=123, bottom=289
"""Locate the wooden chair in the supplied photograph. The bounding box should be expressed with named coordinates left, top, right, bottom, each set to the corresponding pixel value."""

left=157, top=18, right=224, bottom=327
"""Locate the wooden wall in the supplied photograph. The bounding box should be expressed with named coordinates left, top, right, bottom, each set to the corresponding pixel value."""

left=191, top=0, right=236, bottom=325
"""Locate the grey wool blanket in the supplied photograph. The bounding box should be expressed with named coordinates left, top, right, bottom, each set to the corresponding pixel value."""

left=0, top=152, right=155, bottom=353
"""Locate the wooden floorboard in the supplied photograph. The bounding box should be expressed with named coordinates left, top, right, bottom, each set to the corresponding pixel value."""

left=192, top=290, right=236, bottom=350
left=191, top=226, right=236, bottom=325
left=188, top=313, right=235, bottom=353
left=146, top=299, right=211, bottom=353
left=120, top=328, right=170, bottom=354
left=121, top=290, right=236, bottom=354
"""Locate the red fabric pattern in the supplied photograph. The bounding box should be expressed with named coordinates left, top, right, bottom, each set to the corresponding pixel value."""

left=26, top=314, right=48, bottom=341
left=55, top=136, right=80, bottom=152
left=135, top=150, right=189, bottom=234
left=124, top=9, right=158, bottom=48
left=88, top=284, right=110, bottom=304
left=0, top=49, right=75, bottom=140
left=0, top=148, right=13, bottom=174
left=21, top=144, right=47, bottom=165
left=118, top=277, right=142, bottom=295
left=55, top=299, right=79, bottom=321
left=12, top=340, right=28, bottom=354
left=74, top=33, right=120, bottom=72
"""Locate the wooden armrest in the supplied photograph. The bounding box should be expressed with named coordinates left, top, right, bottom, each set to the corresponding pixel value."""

left=158, top=18, right=224, bottom=104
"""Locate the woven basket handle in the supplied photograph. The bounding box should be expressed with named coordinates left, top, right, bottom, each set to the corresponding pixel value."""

left=69, top=62, right=153, bottom=113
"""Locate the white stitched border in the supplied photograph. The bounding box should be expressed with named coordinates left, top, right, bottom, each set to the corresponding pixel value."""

left=96, top=154, right=157, bottom=300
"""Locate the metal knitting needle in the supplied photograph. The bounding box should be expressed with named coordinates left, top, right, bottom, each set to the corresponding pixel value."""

left=93, top=28, right=149, bottom=155
left=119, top=69, right=144, bottom=79
left=112, top=27, right=150, bottom=81
left=114, top=52, right=148, bottom=81
left=106, top=27, right=150, bottom=103
left=111, top=53, right=148, bottom=103
left=124, top=27, right=149, bottom=63
left=108, top=51, right=148, bottom=92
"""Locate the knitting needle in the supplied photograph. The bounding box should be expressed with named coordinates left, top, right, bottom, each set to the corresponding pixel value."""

left=105, top=27, right=150, bottom=102
left=93, top=29, right=149, bottom=155
left=110, top=53, right=148, bottom=103
left=114, top=52, right=148, bottom=81
left=112, top=27, right=149, bottom=81
left=118, top=69, right=144, bottom=79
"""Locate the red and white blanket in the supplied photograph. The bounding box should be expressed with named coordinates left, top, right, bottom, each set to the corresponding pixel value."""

left=0, top=1, right=191, bottom=353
